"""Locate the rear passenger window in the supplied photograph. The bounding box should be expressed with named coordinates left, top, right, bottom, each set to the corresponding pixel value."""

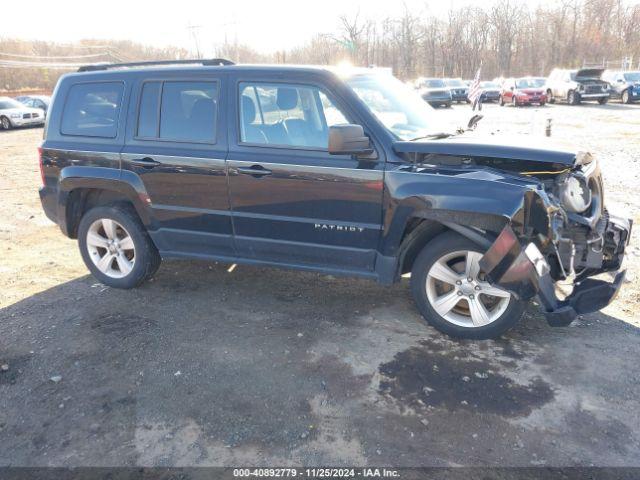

left=61, top=82, right=123, bottom=138
left=135, top=81, right=218, bottom=144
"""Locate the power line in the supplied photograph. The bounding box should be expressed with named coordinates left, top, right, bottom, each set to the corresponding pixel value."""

left=0, top=59, right=86, bottom=69
left=0, top=52, right=107, bottom=59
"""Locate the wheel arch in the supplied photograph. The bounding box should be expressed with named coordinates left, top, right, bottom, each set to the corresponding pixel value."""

left=57, top=167, right=151, bottom=238
left=377, top=204, right=508, bottom=284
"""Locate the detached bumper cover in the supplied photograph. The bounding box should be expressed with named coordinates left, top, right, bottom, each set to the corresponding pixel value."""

left=480, top=217, right=631, bottom=327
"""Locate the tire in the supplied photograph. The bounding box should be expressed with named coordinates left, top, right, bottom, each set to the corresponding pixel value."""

left=77, top=205, right=161, bottom=289
left=547, top=90, right=555, bottom=104
left=0, top=116, right=11, bottom=130
left=539, top=102, right=546, bottom=107
left=499, top=95, right=505, bottom=106
left=597, top=97, right=608, bottom=105
left=568, top=90, right=580, bottom=105
left=621, top=89, right=630, bottom=104
left=512, top=96, right=518, bottom=107
left=410, top=232, right=526, bottom=339
left=444, top=102, right=452, bottom=108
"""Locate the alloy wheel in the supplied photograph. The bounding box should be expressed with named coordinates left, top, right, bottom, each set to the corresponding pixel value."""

left=86, top=218, right=136, bottom=278
left=425, top=250, right=511, bottom=328
left=1, top=117, right=9, bottom=130
left=622, top=90, right=630, bottom=104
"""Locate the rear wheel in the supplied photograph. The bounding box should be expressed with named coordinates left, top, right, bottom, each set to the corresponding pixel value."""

left=410, top=232, right=526, bottom=339
left=77, top=205, right=161, bottom=289
left=512, top=96, right=518, bottom=107
left=0, top=116, right=11, bottom=130
left=547, top=89, right=555, bottom=104
left=499, top=95, right=505, bottom=106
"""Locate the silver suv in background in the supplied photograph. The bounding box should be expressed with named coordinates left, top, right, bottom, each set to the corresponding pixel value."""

left=602, top=70, right=640, bottom=104
left=546, top=68, right=610, bottom=105
left=0, top=97, right=45, bottom=130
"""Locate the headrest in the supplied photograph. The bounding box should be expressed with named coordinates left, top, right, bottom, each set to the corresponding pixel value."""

left=276, top=87, right=298, bottom=110
left=190, top=98, right=214, bottom=120
left=241, top=95, right=257, bottom=123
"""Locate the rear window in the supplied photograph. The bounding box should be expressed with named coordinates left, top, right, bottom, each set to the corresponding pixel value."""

left=136, top=80, right=218, bottom=143
left=61, top=82, right=124, bottom=138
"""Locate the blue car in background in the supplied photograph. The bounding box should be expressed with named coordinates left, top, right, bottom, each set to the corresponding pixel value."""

left=443, top=78, right=469, bottom=103
left=414, top=77, right=452, bottom=107
left=602, top=70, right=640, bottom=104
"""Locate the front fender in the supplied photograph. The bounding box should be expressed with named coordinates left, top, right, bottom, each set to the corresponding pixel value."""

left=380, top=169, right=546, bottom=257
left=57, top=166, right=151, bottom=235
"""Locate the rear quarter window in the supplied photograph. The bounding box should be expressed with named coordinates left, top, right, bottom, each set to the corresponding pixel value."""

left=61, top=82, right=124, bottom=138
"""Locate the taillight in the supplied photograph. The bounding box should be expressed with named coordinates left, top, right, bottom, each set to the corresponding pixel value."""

left=38, top=146, right=45, bottom=187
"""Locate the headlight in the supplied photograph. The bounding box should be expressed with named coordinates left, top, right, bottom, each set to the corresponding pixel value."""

left=10, top=113, right=20, bottom=119
left=559, top=174, right=592, bottom=213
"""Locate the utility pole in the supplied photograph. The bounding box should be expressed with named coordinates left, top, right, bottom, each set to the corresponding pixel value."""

left=187, top=23, right=203, bottom=59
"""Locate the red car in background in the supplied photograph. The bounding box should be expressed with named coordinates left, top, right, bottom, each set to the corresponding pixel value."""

left=500, top=77, right=547, bottom=106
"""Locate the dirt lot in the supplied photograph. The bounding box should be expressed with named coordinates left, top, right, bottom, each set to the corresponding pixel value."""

left=1, top=102, right=640, bottom=467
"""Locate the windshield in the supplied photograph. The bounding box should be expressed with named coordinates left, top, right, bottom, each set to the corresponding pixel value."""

left=624, top=72, right=640, bottom=82
left=480, top=81, right=500, bottom=89
left=516, top=78, right=545, bottom=88
left=346, top=74, right=443, bottom=140
left=445, top=79, right=464, bottom=87
left=0, top=98, right=24, bottom=109
left=422, top=79, right=445, bottom=88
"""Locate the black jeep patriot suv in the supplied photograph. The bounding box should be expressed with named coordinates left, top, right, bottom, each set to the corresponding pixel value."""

left=39, top=59, right=631, bottom=339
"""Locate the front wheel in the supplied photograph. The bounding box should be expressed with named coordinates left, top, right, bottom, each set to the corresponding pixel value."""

left=547, top=90, right=555, bottom=104
left=0, top=116, right=11, bottom=130
left=499, top=95, right=505, bottom=106
left=622, top=89, right=630, bottom=104
left=568, top=90, right=580, bottom=105
left=410, top=232, right=526, bottom=339
left=77, top=205, right=161, bottom=288
left=597, top=97, right=608, bottom=105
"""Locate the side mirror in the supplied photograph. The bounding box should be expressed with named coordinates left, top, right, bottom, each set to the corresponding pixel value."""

left=328, top=124, right=373, bottom=156
left=510, top=86, right=514, bottom=91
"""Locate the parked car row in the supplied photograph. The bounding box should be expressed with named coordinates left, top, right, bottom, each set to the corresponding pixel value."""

left=0, top=94, right=51, bottom=130
left=413, top=68, right=639, bottom=108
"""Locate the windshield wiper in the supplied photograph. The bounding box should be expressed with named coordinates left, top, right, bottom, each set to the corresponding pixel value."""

left=408, top=132, right=454, bottom=141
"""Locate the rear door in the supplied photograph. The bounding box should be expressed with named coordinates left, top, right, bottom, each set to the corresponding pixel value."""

left=122, top=73, right=233, bottom=259
left=226, top=73, right=384, bottom=275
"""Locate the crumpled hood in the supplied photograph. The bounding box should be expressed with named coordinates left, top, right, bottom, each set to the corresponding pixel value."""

left=393, top=134, right=578, bottom=166
left=575, top=68, right=605, bottom=80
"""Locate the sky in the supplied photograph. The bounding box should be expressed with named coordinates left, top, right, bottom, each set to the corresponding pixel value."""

left=1, top=0, right=519, bottom=55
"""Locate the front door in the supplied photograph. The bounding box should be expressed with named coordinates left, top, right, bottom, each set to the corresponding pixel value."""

left=226, top=77, right=384, bottom=275
left=122, top=75, right=233, bottom=258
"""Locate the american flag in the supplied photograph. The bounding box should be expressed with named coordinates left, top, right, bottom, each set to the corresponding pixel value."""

left=468, top=67, right=482, bottom=110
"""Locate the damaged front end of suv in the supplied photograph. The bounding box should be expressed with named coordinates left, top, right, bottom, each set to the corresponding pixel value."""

left=479, top=151, right=630, bottom=326
left=391, top=138, right=631, bottom=328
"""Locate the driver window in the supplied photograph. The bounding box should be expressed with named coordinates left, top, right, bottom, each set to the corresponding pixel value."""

left=239, top=82, right=349, bottom=149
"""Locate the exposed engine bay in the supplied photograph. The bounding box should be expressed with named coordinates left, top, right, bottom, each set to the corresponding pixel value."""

left=392, top=140, right=632, bottom=325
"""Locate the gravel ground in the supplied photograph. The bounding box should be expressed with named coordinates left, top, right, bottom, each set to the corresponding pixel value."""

left=0, top=102, right=639, bottom=467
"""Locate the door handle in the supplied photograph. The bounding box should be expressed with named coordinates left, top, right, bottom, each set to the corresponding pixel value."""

left=130, top=157, right=160, bottom=168
left=237, top=165, right=272, bottom=177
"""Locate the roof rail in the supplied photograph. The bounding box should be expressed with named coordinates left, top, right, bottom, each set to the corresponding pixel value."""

left=77, top=58, right=235, bottom=72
